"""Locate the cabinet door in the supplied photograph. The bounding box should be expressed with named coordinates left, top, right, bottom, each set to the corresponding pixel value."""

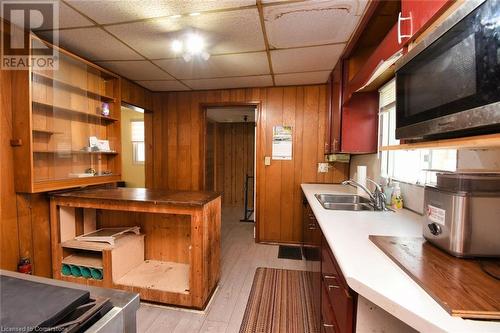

left=400, top=0, right=451, bottom=43
left=325, top=74, right=333, bottom=154
left=321, top=281, right=338, bottom=333
left=330, top=64, right=343, bottom=153
left=341, top=92, right=379, bottom=153
left=303, top=199, right=320, bottom=246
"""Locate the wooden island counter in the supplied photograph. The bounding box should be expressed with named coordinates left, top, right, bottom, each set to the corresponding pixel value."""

left=49, top=188, right=221, bottom=309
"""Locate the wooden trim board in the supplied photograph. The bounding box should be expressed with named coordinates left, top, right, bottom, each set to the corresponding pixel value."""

left=369, top=236, right=500, bottom=319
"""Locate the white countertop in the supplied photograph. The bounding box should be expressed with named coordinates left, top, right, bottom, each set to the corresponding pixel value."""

left=301, top=183, right=500, bottom=333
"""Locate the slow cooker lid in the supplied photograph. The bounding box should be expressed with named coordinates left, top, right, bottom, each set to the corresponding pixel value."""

left=436, top=172, right=500, bottom=192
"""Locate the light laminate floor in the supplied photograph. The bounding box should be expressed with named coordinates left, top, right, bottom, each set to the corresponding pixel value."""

left=136, top=206, right=307, bottom=333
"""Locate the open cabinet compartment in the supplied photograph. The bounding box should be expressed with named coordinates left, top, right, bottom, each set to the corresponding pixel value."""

left=51, top=203, right=197, bottom=305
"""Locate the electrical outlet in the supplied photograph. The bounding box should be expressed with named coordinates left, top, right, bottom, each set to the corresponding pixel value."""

left=318, top=162, right=329, bottom=173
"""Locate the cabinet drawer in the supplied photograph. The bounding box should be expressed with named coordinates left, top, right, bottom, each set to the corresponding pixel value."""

left=321, top=238, right=347, bottom=289
left=321, top=281, right=338, bottom=333
left=323, top=275, right=354, bottom=333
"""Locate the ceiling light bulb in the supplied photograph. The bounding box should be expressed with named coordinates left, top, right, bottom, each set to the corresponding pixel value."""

left=182, top=53, right=192, bottom=62
left=189, top=12, right=200, bottom=16
left=171, top=39, right=183, bottom=53
left=201, top=51, right=210, bottom=61
left=185, top=34, right=204, bottom=54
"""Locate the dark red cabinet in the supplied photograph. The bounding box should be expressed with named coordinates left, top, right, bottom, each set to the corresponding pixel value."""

left=399, top=0, right=452, bottom=44
left=341, top=92, right=379, bottom=154
left=325, top=64, right=343, bottom=154
left=321, top=235, right=357, bottom=333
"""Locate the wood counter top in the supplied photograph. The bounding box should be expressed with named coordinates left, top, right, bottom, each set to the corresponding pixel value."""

left=370, top=236, right=500, bottom=320
left=52, top=188, right=221, bottom=207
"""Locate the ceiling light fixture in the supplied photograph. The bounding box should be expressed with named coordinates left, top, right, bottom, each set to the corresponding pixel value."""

left=170, top=14, right=182, bottom=19
left=171, top=33, right=210, bottom=62
left=189, top=12, right=200, bottom=16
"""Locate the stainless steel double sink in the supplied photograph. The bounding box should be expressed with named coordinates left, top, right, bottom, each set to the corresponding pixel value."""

left=315, top=193, right=375, bottom=211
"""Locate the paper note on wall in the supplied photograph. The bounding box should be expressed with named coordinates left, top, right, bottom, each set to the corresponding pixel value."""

left=272, top=125, right=292, bottom=160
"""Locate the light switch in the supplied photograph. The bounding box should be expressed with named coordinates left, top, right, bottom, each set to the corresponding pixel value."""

left=264, top=156, right=271, bottom=166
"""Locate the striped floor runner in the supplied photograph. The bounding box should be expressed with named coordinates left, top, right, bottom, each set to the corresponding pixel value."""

left=239, top=268, right=319, bottom=333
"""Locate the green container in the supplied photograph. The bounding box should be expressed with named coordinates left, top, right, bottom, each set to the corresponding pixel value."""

left=80, top=266, right=92, bottom=278
left=70, top=265, right=82, bottom=277
left=90, top=268, right=103, bottom=280
left=61, top=264, right=72, bottom=276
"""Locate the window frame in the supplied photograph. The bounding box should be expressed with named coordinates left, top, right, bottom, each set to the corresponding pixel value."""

left=131, top=119, right=145, bottom=165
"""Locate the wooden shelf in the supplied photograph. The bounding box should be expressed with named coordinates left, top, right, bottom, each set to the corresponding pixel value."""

left=32, top=71, right=116, bottom=102
left=62, top=253, right=103, bottom=269
left=380, top=133, right=500, bottom=151
left=115, top=260, right=190, bottom=294
left=32, top=128, right=63, bottom=135
left=32, top=101, right=119, bottom=123
left=33, top=150, right=118, bottom=155
left=32, top=174, right=121, bottom=193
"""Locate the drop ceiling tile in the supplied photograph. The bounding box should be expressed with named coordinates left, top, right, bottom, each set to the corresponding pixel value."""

left=264, top=0, right=362, bottom=48
left=275, top=71, right=331, bottom=86
left=106, top=8, right=265, bottom=59
left=183, top=75, right=272, bottom=90
left=153, top=52, right=269, bottom=80
left=27, top=2, right=94, bottom=30
left=66, top=0, right=256, bottom=25
left=37, top=27, right=142, bottom=61
left=135, top=80, right=190, bottom=91
left=271, top=44, right=344, bottom=74
left=356, top=0, right=369, bottom=16
left=95, top=61, right=173, bottom=80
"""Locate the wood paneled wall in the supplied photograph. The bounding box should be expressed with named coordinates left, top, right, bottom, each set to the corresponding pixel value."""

left=1, top=68, right=52, bottom=275
left=1, top=69, right=20, bottom=271
left=121, top=79, right=153, bottom=111
left=148, top=86, right=349, bottom=244
left=213, top=122, right=255, bottom=206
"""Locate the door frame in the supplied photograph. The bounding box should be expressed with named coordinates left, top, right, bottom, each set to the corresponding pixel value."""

left=200, top=102, right=262, bottom=242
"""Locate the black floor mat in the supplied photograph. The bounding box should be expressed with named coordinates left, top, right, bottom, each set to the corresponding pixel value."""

left=278, top=245, right=303, bottom=260
left=302, top=247, right=320, bottom=261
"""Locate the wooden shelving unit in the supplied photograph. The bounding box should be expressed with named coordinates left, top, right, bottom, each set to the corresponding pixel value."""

left=50, top=189, right=222, bottom=309
left=32, top=101, right=119, bottom=122
left=11, top=35, right=122, bottom=193
left=32, top=71, right=116, bottom=102
left=380, top=133, right=500, bottom=151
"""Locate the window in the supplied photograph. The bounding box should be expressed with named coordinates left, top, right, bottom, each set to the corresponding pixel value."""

left=131, top=120, right=145, bottom=164
left=379, top=79, right=457, bottom=185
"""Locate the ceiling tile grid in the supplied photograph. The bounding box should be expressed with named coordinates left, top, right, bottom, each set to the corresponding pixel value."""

left=29, top=0, right=369, bottom=91
left=264, top=0, right=362, bottom=48
left=105, top=8, right=265, bottom=60
left=37, top=27, right=143, bottom=61
left=66, top=0, right=257, bottom=25
left=182, top=75, right=273, bottom=90
left=95, top=61, right=174, bottom=80
left=271, top=44, right=344, bottom=74
left=135, top=80, right=190, bottom=91
left=275, top=70, right=331, bottom=86
left=153, top=52, right=269, bottom=80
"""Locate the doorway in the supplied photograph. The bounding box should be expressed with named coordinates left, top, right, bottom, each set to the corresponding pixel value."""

left=205, top=106, right=257, bottom=226
left=120, top=103, right=145, bottom=187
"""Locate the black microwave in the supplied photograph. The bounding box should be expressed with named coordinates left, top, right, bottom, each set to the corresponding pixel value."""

left=395, top=0, right=500, bottom=140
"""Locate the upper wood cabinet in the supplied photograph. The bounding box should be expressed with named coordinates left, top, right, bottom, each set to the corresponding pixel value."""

left=325, top=64, right=343, bottom=154
left=399, top=0, right=452, bottom=44
left=11, top=36, right=122, bottom=193
left=341, top=92, right=379, bottom=154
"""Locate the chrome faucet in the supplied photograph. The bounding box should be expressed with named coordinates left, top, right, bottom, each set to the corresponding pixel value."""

left=342, top=178, right=388, bottom=211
